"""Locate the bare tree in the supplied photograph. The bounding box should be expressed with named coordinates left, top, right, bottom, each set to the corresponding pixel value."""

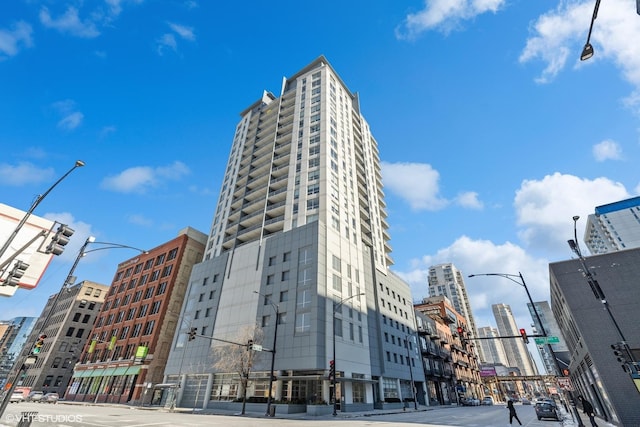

left=212, top=324, right=264, bottom=415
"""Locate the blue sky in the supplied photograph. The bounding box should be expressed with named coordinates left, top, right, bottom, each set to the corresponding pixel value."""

left=1, top=0, right=639, bottom=353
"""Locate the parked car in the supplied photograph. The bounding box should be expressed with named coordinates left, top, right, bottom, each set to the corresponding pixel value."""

left=42, top=392, right=59, bottom=403
left=9, top=392, right=24, bottom=403
left=26, top=391, right=44, bottom=402
left=535, top=402, right=560, bottom=420
left=461, top=397, right=480, bottom=406
left=521, top=397, right=531, bottom=405
left=481, top=396, right=494, bottom=405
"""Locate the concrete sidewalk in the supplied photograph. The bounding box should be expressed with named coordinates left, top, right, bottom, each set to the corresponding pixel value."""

left=559, top=406, right=616, bottom=427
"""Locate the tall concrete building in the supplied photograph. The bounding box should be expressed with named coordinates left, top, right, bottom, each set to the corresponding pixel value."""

left=9, top=281, right=108, bottom=397
left=550, top=247, right=640, bottom=426
left=164, top=56, right=424, bottom=413
left=584, top=196, right=640, bottom=254
left=491, top=303, right=537, bottom=376
left=476, top=326, right=508, bottom=366
left=0, top=317, right=36, bottom=386
left=427, top=263, right=482, bottom=360
left=527, top=301, right=569, bottom=376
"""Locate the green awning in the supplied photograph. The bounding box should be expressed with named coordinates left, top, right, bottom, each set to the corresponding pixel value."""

left=111, top=366, right=141, bottom=376
left=72, top=370, right=91, bottom=378
left=73, top=365, right=140, bottom=379
left=73, top=368, right=104, bottom=378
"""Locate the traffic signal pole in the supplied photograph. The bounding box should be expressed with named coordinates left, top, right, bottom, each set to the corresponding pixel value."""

left=0, top=160, right=85, bottom=264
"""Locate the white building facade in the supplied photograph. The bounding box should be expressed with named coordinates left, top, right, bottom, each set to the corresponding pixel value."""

left=584, top=196, right=640, bottom=254
left=163, top=57, right=425, bottom=413
left=491, top=303, right=537, bottom=376
left=427, top=263, right=482, bottom=360
left=477, top=326, right=509, bottom=366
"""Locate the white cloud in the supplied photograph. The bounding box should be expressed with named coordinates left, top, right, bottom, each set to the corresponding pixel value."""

left=396, top=235, right=550, bottom=329
left=157, top=22, right=196, bottom=55
left=394, top=172, right=634, bottom=333
left=169, top=22, right=195, bottom=41
left=455, top=191, right=484, bottom=209
left=156, top=33, right=177, bottom=55
left=514, top=173, right=630, bottom=254
left=101, top=161, right=191, bottom=193
left=39, top=6, right=100, bottom=38
left=57, top=112, right=84, bottom=130
left=0, top=21, right=33, bottom=59
left=395, top=0, right=506, bottom=38
left=52, top=100, right=84, bottom=130
left=593, top=139, right=623, bottom=161
left=0, top=162, right=55, bottom=186
left=381, top=161, right=448, bottom=211
left=520, top=0, right=640, bottom=110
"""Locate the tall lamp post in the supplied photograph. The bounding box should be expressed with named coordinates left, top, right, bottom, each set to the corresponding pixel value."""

left=468, top=272, right=584, bottom=426
left=405, top=334, right=418, bottom=409
left=0, top=160, right=85, bottom=264
left=332, top=293, right=364, bottom=416
left=253, top=291, right=279, bottom=417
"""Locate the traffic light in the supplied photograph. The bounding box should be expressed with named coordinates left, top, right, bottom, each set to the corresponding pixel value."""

left=4, top=260, right=29, bottom=286
left=46, top=224, right=75, bottom=255
left=329, top=359, right=335, bottom=379
left=32, top=334, right=47, bottom=354
left=611, top=342, right=631, bottom=370
left=456, top=326, right=463, bottom=335
left=188, top=327, right=197, bottom=341
left=247, top=339, right=253, bottom=350
left=519, top=328, right=529, bottom=344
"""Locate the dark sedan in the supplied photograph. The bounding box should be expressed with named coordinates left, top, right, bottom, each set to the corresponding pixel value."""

left=535, top=402, right=560, bottom=420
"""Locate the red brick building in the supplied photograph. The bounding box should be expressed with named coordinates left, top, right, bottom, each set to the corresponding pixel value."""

left=65, top=227, right=206, bottom=404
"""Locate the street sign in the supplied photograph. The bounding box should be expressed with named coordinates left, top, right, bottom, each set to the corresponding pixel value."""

left=534, top=336, right=560, bottom=344
left=557, top=377, right=573, bottom=391
left=251, top=344, right=263, bottom=352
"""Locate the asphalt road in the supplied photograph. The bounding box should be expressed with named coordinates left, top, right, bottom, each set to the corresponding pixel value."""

left=0, top=401, right=569, bottom=427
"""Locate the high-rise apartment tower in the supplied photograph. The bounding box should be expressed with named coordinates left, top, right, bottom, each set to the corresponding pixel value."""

left=164, top=56, right=424, bottom=413
left=427, top=263, right=482, bottom=360
left=491, top=303, right=537, bottom=376
left=584, top=196, right=640, bottom=254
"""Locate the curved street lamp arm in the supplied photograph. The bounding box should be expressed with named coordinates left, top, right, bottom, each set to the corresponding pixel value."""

left=83, top=243, right=148, bottom=255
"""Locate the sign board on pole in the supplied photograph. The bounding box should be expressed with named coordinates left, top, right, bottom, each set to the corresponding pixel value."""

left=0, top=203, right=56, bottom=296
left=534, top=336, right=560, bottom=344
left=557, top=377, right=573, bottom=391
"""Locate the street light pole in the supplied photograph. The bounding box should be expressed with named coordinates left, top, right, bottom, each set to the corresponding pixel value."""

left=0, top=233, right=147, bottom=419
left=405, top=334, right=417, bottom=409
left=332, top=293, right=364, bottom=416
left=468, top=271, right=584, bottom=426
left=253, top=291, right=279, bottom=417
left=0, top=160, right=85, bottom=263
left=568, top=216, right=636, bottom=366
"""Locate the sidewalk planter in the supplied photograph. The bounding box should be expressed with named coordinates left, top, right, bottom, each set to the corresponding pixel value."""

left=306, top=404, right=333, bottom=416
left=274, top=403, right=306, bottom=414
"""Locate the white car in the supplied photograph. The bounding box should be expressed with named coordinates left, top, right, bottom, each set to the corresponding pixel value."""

left=9, top=392, right=24, bottom=403
left=481, top=396, right=494, bottom=405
